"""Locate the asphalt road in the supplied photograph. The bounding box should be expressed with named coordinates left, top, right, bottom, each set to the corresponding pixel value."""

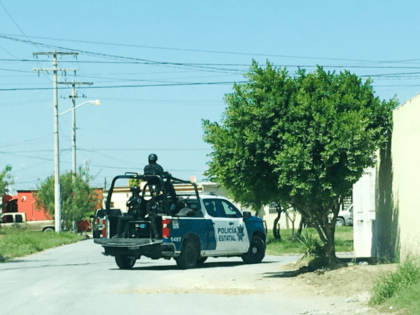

left=0, top=239, right=367, bottom=315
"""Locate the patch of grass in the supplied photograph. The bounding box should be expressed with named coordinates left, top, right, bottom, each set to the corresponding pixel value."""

left=265, top=226, right=353, bottom=255
left=370, top=256, right=420, bottom=306
left=0, top=227, right=84, bottom=261
left=379, top=280, right=420, bottom=314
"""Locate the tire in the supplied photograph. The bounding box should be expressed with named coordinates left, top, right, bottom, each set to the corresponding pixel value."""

left=197, top=257, right=207, bottom=265
left=336, top=218, right=345, bottom=226
left=43, top=227, right=54, bottom=232
left=175, top=238, right=199, bottom=269
left=242, top=236, right=265, bottom=264
left=115, top=255, right=136, bottom=269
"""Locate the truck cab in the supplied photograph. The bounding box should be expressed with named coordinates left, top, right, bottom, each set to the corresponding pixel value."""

left=0, top=212, right=26, bottom=228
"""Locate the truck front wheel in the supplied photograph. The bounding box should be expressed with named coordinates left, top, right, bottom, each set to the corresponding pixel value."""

left=242, top=236, right=265, bottom=264
left=175, top=238, right=199, bottom=269
left=115, top=255, right=136, bottom=269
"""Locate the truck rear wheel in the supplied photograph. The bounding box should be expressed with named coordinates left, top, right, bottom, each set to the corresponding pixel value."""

left=175, top=238, right=199, bottom=269
left=242, top=236, right=265, bottom=264
left=115, top=255, right=136, bottom=269
left=197, top=257, right=207, bottom=265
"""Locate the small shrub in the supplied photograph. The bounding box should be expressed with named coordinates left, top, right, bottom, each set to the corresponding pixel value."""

left=296, top=232, right=325, bottom=258
left=370, top=256, right=420, bottom=305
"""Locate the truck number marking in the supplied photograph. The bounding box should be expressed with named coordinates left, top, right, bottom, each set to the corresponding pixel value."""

left=170, top=237, right=182, bottom=242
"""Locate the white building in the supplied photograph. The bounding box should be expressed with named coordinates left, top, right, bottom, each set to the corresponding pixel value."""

left=353, top=93, right=420, bottom=260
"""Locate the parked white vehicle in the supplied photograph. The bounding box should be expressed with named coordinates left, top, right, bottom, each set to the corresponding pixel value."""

left=0, top=212, right=55, bottom=232
left=336, top=204, right=353, bottom=226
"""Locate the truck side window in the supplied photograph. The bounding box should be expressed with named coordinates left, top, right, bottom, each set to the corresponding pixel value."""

left=204, top=200, right=223, bottom=218
left=4, top=215, right=13, bottom=223
left=220, top=200, right=242, bottom=218
left=15, top=215, right=23, bottom=223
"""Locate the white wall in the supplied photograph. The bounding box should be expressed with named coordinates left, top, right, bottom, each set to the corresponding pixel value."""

left=353, top=167, right=376, bottom=258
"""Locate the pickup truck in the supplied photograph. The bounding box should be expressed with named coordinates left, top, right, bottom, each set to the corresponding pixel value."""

left=93, top=172, right=266, bottom=269
left=0, top=212, right=55, bottom=232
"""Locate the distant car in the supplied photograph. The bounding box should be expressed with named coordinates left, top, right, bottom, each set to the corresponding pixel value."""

left=336, top=205, right=353, bottom=226
left=91, top=209, right=121, bottom=238
left=0, top=212, right=55, bottom=232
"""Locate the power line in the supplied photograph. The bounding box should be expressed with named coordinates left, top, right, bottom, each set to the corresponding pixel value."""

left=0, top=80, right=245, bottom=91
left=78, top=148, right=138, bottom=170
left=0, top=67, right=32, bottom=73
left=0, top=2, right=43, bottom=51
left=89, top=163, right=204, bottom=172
left=0, top=133, right=52, bottom=148
left=80, top=148, right=210, bottom=151
left=7, top=58, right=420, bottom=70
left=1, top=33, right=418, bottom=64
left=0, top=44, right=18, bottom=58
left=6, top=34, right=420, bottom=78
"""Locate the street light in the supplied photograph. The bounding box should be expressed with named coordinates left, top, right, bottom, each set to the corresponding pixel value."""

left=60, top=100, right=101, bottom=177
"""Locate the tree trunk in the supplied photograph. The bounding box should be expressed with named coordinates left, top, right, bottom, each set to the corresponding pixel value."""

left=273, top=210, right=282, bottom=241
left=324, top=224, right=340, bottom=265
left=297, top=216, right=306, bottom=235
left=311, top=212, right=341, bottom=266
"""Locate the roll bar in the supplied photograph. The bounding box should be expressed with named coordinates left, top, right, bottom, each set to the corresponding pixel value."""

left=105, top=172, right=201, bottom=216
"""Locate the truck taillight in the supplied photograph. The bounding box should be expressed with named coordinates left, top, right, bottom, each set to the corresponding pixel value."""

left=162, top=219, right=171, bottom=238
left=101, top=219, right=106, bottom=238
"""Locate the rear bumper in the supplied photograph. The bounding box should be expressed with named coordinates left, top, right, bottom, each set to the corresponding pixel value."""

left=94, top=238, right=176, bottom=259
left=94, top=238, right=161, bottom=247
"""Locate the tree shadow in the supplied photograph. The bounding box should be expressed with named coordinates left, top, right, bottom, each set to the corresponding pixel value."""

left=117, top=260, right=274, bottom=271
left=374, top=136, right=400, bottom=262
left=262, top=269, right=306, bottom=278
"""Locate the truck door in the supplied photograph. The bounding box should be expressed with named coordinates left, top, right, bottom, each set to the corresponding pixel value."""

left=1, top=214, right=14, bottom=227
left=218, top=199, right=249, bottom=253
left=203, top=199, right=249, bottom=254
left=14, top=214, right=25, bottom=228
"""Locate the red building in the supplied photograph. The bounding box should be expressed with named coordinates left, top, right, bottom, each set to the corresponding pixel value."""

left=2, top=191, right=51, bottom=220
left=2, top=194, right=17, bottom=213
left=2, top=189, right=103, bottom=231
left=17, top=191, right=52, bottom=221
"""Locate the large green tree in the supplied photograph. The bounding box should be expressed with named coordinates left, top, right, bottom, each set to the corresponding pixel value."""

left=203, top=61, right=396, bottom=265
left=35, top=172, right=101, bottom=229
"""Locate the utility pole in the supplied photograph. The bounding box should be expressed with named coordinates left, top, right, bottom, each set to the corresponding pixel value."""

left=33, top=50, right=78, bottom=233
left=58, top=80, right=93, bottom=178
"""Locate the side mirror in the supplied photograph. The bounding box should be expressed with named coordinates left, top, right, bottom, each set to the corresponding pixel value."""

left=243, top=211, right=251, bottom=220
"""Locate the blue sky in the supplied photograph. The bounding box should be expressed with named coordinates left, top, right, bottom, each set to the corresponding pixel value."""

left=1, top=0, right=420, bottom=192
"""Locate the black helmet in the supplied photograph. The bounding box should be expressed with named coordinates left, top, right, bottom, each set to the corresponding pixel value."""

left=148, top=154, right=158, bottom=163
left=130, top=185, right=140, bottom=194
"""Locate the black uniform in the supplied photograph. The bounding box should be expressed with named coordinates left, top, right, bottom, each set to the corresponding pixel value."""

left=115, top=186, right=142, bottom=238
left=144, top=153, right=164, bottom=175
left=146, top=193, right=161, bottom=240
left=143, top=154, right=178, bottom=239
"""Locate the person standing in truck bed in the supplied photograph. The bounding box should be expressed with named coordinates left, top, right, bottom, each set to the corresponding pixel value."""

left=144, top=153, right=163, bottom=175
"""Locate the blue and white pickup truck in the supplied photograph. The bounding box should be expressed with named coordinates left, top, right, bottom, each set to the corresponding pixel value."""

left=93, top=173, right=266, bottom=269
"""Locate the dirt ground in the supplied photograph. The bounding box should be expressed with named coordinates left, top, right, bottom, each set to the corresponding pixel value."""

left=114, top=257, right=398, bottom=314
left=277, top=260, right=397, bottom=299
